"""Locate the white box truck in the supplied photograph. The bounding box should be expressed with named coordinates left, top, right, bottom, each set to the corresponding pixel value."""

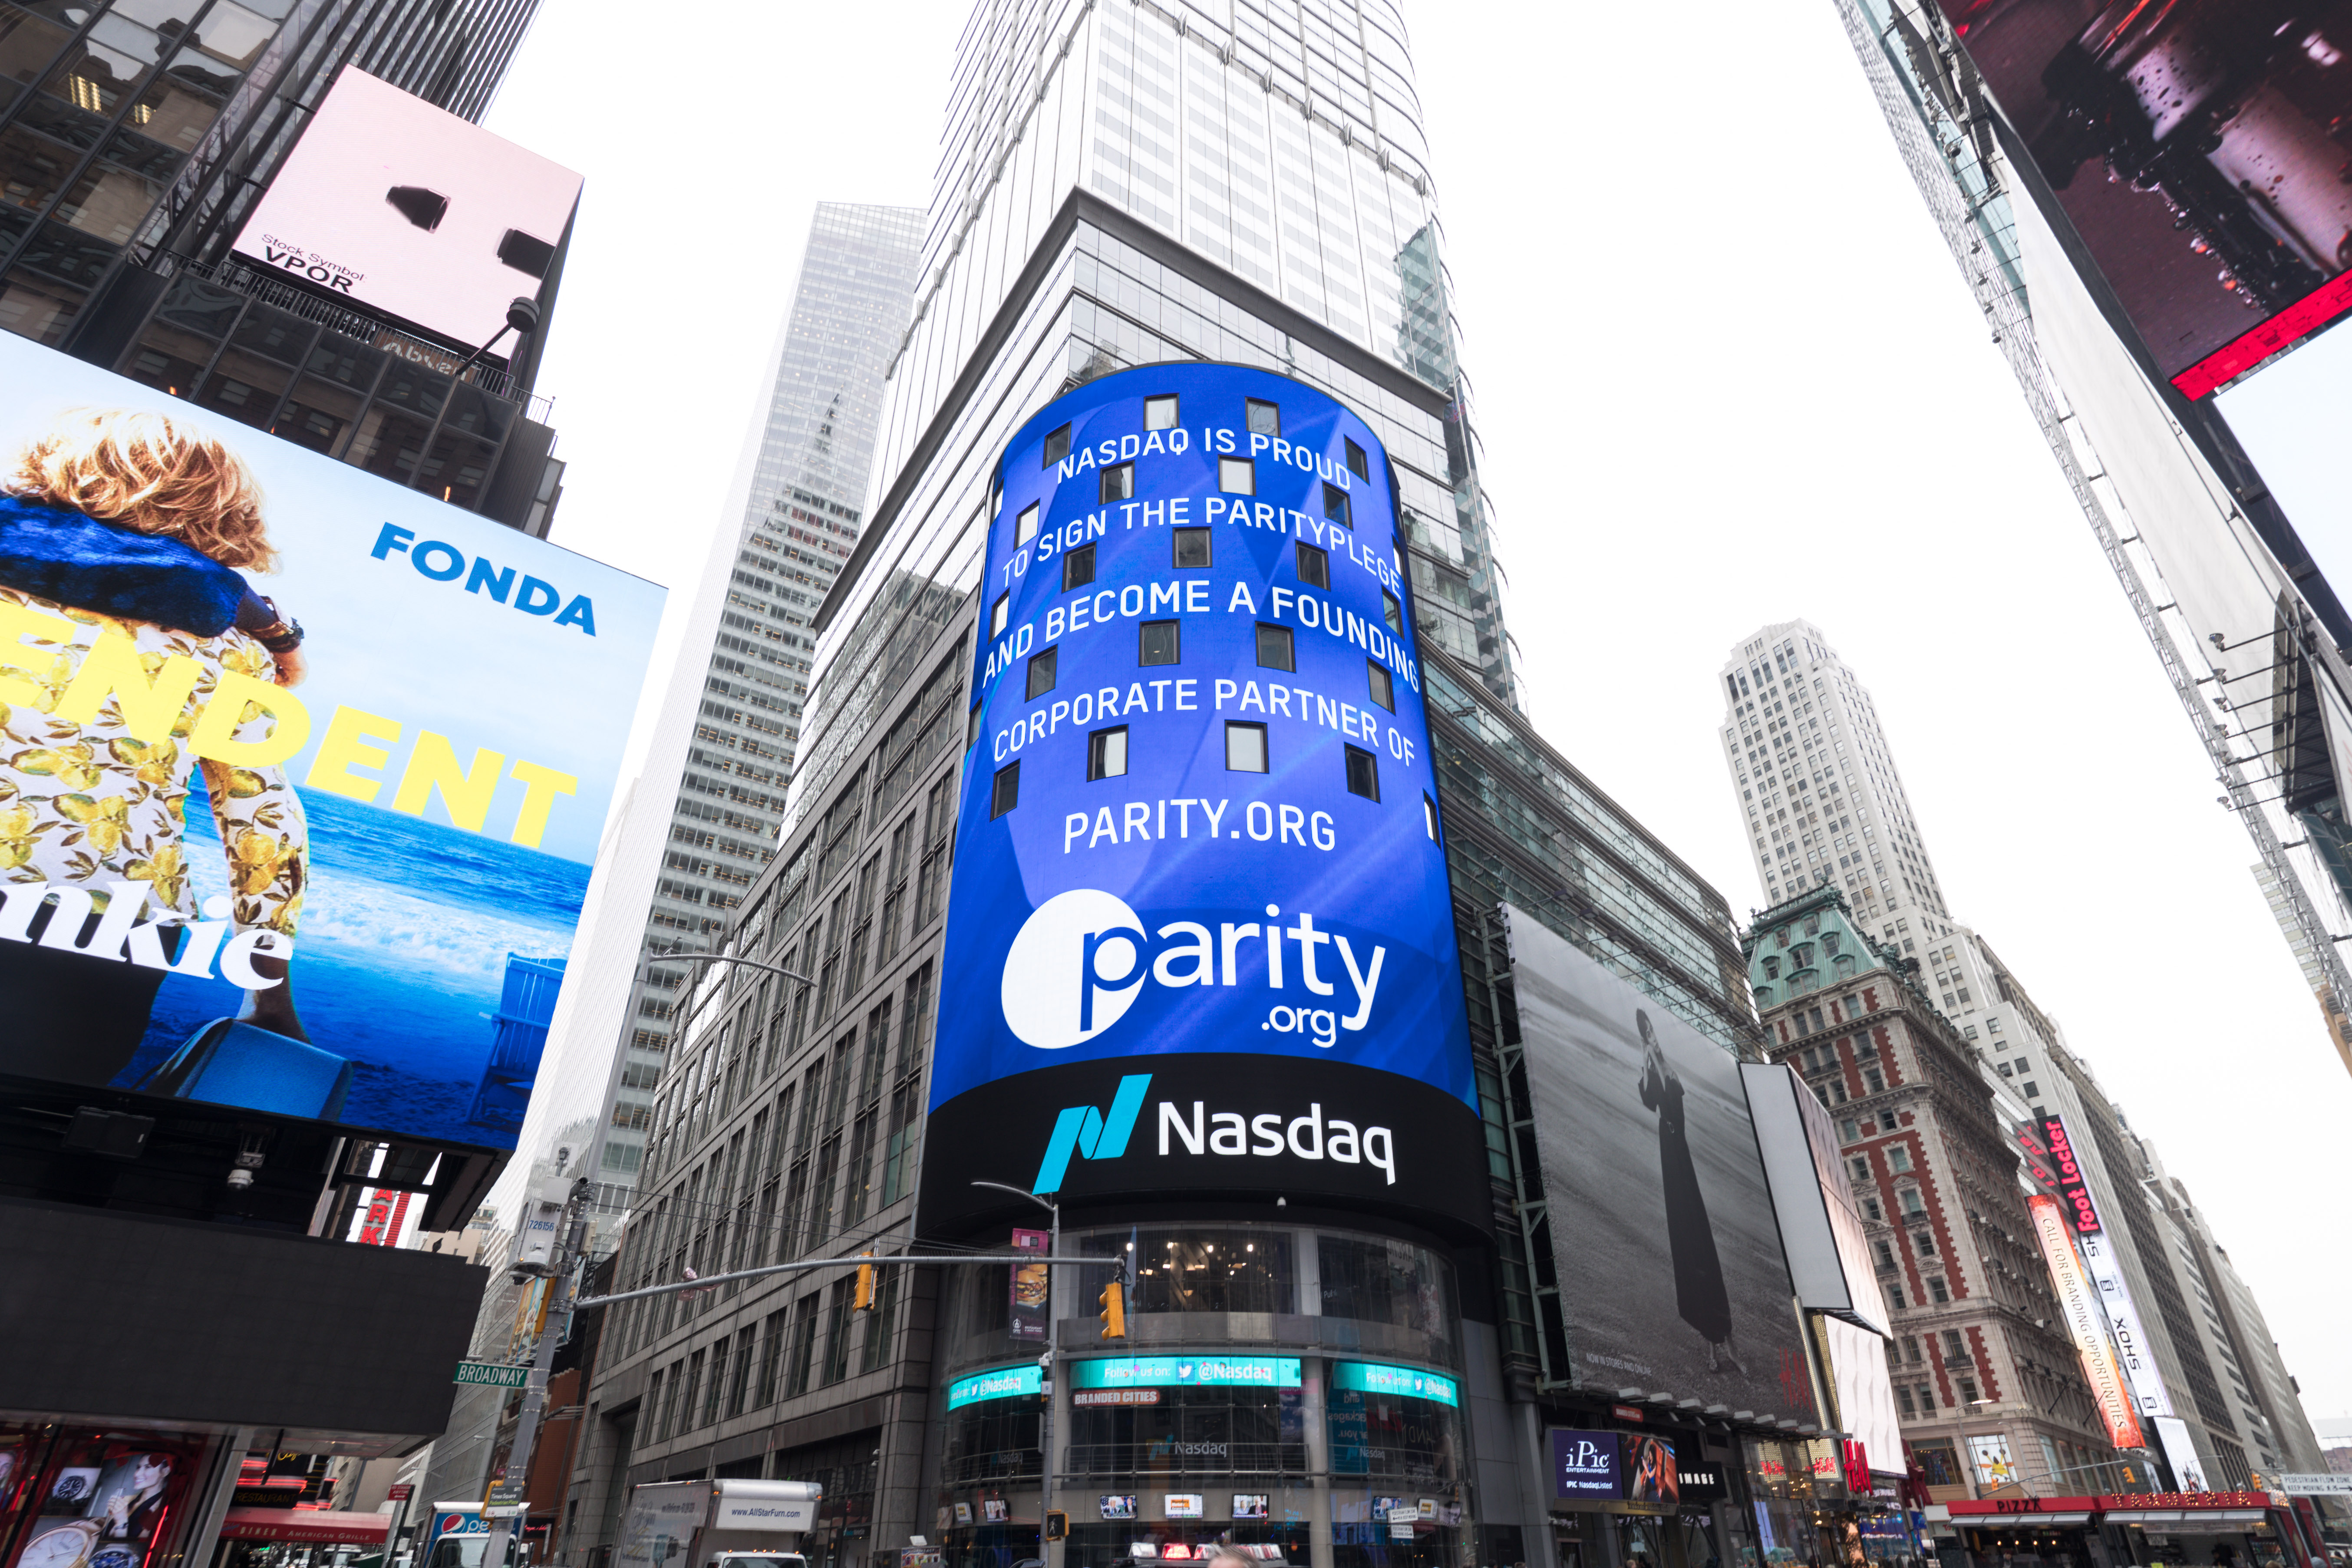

left=616, top=1480, right=821, bottom=1568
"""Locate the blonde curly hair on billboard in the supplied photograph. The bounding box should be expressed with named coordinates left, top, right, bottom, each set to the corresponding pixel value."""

left=8, top=408, right=279, bottom=573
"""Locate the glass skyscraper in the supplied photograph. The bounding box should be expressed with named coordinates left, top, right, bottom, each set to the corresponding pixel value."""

left=618, top=201, right=925, bottom=1147
left=569, top=6, right=1758, bottom=1568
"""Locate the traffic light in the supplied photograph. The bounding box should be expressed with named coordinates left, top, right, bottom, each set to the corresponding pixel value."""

left=1044, top=1512, right=1068, bottom=1542
left=1098, top=1266, right=1127, bottom=1340
left=853, top=1254, right=876, bottom=1311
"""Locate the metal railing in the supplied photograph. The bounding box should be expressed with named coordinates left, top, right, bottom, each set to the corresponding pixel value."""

left=147, top=251, right=552, bottom=420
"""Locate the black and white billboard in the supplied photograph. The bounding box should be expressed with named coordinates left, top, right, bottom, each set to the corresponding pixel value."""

left=1503, top=906, right=1814, bottom=1423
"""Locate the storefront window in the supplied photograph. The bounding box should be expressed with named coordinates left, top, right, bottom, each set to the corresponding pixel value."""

left=1079, top=1229, right=1296, bottom=1315
left=0, top=1423, right=219, bottom=1568
left=1316, top=1238, right=1455, bottom=1355
left=1067, top=1385, right=1306, bottom=1476
left=941, top=1391, right=1042, bottom=1487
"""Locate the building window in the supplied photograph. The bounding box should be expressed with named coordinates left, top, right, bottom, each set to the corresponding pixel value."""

left=1063, top=542, right=1096, bottom=590
left=1323, top=482, right=1351, bottom=527
left=1344, top=744, right=1379, bottom=801
left=1026, top=646, right=1057, bottom=699
left=1101, top=462, right=1133, bottom=502
left=1917, top=1384, right=1938, bottom=1414
left=1226, top=722, right=1267, bottom=773
left=1296, top=541, right=1329, bottom=588
left=1862, top=1197, right=1882, bottom=1221
left=1382, top=591, right=1403, bottom=635
left=1139, top=619, right=1179, bottom=664
left=1144, top=394, right=1178, bottom=430
left=1915, top=1230, right=1937, bottom=1258
left=1016, top=502, right=1039, bottom=546
left=1344, top=438, right=1368, bottom=480
left=1218, top=456, right=1254, bottom=495
left=1423, top=792, right=1439, bottom=843
left=1256, top=623, right=1294, bottom=671
left=1887, top=1145, right=1911, bottom=1172
left=1874, top=1240, right=1896, bottom=1269
left=2021, top=1081, right=2039, bottom=1099
left=989, top=593, right=1009, bottom=639
left=1888, top=1281, right=1906, bottom=1309
left=990, top=762, right=1020, bottom=819
left=1367, top=660, right=1393, bottom=711
left=1246, top=398, right=1280, bottom=436
left=1898, top=1186, right=1925, bottom=1215
left=1927, top=1275, right=1950, bottom=1304
left=1838, top=1116, right=1860, bottom=1142
left=1042, top=423, right=1070, bottom=466
left=1956, top=1374, right=1977, bottom=1402
left=1848, top=1155, right=1870, bottom=1182
left=1897, top=1386, right=1917, bottom=1417
left=1174, top=527, right=1212, bottom=568
left=1864, top=1066, right=1885, bottom=1093
left=1088, top=726, right=1128, bottom=781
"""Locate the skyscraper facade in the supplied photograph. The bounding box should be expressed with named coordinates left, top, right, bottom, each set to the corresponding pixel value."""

left=1, top=0, right=544, bottom=347
left=562, top=5, right=1771, bottom=1568
left=1722, top=627, right=2329, bottom=1495
left=616, top=202, right=925, bottom=1161
left=1719, top=618, right=1952, bottom=928
left=1825, top=0, right=2352, bottom=1079
left=1, top=0, right=566, bottom=529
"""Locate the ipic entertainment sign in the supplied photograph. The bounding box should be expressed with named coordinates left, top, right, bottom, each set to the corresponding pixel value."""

left=1551, top=1429, right=1622, bottom=1500
left=919, top=365, right=1484, bottom=1237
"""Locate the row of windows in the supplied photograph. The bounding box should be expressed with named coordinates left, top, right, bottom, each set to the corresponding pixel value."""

left=1021, top=630, right=1395, bottom=706
left=989, top=729, right=1428, bottom=826
left=1036, top=396, right=1370, bottom=479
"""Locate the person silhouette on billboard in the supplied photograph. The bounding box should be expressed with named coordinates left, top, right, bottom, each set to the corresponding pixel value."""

left=0, top=408, right=310, bottom=1074
left=1637, top=1008, right=1739, bottom=1372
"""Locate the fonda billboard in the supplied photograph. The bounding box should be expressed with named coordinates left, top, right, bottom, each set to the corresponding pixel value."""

left=231, top=68, right=583, bottom=351
left=0, top=333, right=661, bottom=1148
left=1933, top=0, right=2352, bottom=399
left=1502, top=906, right=1814, bottom=1423
left=917, top=363, right=1483, bottom=1236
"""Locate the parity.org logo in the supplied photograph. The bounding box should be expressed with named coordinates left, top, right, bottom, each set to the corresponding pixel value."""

left=1000, top=887, right=1389, bottom=1051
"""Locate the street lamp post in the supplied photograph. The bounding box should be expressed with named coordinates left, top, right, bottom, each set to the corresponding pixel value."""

left=971, top=1181, right=1060, bottom=1568
left=478, top=951, right=816, bottom=1568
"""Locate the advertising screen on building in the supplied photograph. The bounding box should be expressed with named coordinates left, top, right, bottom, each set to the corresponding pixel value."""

left=0, top=335, right=661, bottom=1149
left=2035, top=1114, right=2181, bottom=1432
left=1743, top=1061, right=1890, bottom=1335
left=2028, top=1193, right=2144, bottom=1450
left=1820, top=1317, right=1905, bottom=1478
left=1502, top=906, right=1813, bottom=1423
left=918, top=364, right=1483, bottom=1236
left=231, top=68, right=583, bottom=352
left=1932, top=0, right=2352, bottom=398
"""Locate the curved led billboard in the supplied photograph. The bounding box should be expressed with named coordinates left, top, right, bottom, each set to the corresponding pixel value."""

left=918, top=364, right=1483, bottom=1236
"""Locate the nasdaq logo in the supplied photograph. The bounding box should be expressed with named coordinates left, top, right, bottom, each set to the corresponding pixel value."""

left=1032, top=1073, right=1151, bottom=1194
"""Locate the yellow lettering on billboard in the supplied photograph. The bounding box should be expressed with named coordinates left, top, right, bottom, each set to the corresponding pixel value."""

left=54, top=628, right=203, bottom=741
left=507, top=759, right=577, bottom=848
left=392, top=731, right=506, bottom=831
left=0, top=601, right=75, bottom=705
left=304, top=705, right=404, bottom=801
left=190, top=670, right=311, bottom=767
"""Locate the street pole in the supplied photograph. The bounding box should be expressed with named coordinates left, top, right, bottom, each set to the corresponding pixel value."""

left=483, top=949, right=818, bottom=1568
left=970, top=1182, right=1059, bottom=1568
left=479, top=1185, right=586, bottom=1568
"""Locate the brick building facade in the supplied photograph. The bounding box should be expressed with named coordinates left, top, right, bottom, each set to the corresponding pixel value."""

left=1746, top=885, right=2122, bottom=1499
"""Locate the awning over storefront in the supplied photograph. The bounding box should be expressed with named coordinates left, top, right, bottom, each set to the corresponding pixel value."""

left=220, top=1508, right=394, bottom=1545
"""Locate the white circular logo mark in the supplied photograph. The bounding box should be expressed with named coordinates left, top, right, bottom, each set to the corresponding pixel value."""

left=1002, top=888, right=1149, bottom=1049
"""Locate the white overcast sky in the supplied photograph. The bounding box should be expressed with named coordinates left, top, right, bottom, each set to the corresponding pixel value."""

left=486, top=0, right=2352, bottom=1424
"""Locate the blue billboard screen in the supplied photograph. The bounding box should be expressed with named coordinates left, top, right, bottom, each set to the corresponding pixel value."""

left=920, top=364, right=1483, bottom=1235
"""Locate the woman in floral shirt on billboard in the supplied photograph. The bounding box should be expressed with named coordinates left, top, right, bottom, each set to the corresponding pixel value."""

left=0, top=408, right=309, bottom=1079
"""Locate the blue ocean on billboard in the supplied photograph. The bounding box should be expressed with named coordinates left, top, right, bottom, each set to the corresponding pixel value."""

left=118, top=786, right=585, bottom=1144
left=0, top=335, right=663, bottom=1151
left=931, top=363, right=1474, bottom=1112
